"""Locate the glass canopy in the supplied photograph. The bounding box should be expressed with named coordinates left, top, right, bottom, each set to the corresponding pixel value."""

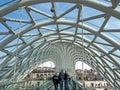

left=0, top=0, right=120, bottom=89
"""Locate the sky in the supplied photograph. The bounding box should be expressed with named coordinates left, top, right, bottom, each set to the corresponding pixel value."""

left=0, top=0, right=119, bottom=72
left=39, top=61, right=92, bottom=70
left=0, top=0, right=19, bottom=7
left=75, top=61, right=92, bottom=70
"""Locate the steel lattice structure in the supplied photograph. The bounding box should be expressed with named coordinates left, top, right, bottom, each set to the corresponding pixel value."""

left=0, top=0, right=120, bottom=89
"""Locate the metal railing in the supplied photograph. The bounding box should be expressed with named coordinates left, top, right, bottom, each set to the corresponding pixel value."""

left=0, top=77, right=87, bottom=90
left=0, top=77, right=52, bottom=90
left=70, top=78, right=87, bottom=90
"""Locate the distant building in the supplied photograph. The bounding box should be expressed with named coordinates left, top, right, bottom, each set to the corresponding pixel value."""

left=24, top=68, right=104, bottom=81
left=75, top=69, right=104, bottom=81
left=24, top=67, right=55, bottom=80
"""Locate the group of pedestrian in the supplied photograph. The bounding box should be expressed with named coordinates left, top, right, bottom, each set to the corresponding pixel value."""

left=52, top=69, right=69, bottom=90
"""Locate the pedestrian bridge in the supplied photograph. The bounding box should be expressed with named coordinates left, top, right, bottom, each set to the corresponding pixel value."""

left=0, top=77, right=86, bottom=90
left=0, top=0, right=120, bottom=90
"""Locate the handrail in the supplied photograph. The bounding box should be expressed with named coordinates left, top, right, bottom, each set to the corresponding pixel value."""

left=0, top=77, right=87, bottom=90
left=36, top=80, right=53, bottom=90
left=70, top=78, right=87, bottom=90
left=0, top=77, right=50, bottom=87
left=0, top=77, right=52, bottom=90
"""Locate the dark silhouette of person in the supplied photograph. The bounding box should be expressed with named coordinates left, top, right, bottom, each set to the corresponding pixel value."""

left=58, top=70, right=65, bottom=90
left=64, top=71, right=69, bottom=90
left=52, top=73, right=59, bottom=90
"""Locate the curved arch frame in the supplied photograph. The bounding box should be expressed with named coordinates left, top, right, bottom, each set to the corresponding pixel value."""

left=0, top=0, right=120, bottom=89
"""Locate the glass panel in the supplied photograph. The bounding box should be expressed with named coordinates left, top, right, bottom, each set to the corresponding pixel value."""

left=84, top=17, right=105, bottom=30
left=94, top=37, right=114, bottom=52
left=31, top=3, right=53, bottom=16
left=103, top=32, right=120, bottom=44
left=104, top=16, right=120, bottom=29
left=0, top=0, right=20, bottom=7
left=30, top=10, right=52, bottom=22
left=99, top=0, right=112, bottom=6
left=55, top=3, right=75, bottom=16
left=110, top=54, right=120, bottom=63
left=63, top=8, right=78, bottom=21
left=102, top=57, right=117, bottom=70
left=113, top=50, right=120, bottom=56
left=106, top=73, right=114, bottom=83
left=19, top=46, right=31, bottom=55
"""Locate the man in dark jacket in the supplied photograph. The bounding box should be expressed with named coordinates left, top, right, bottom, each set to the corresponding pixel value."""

left=64, top=71, right=69, bottom=90
left=58, top=70, right=65, bottom=90
left=52, top=73, right=59, bottom=90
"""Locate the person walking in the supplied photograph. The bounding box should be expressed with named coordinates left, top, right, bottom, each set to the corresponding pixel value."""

left=58, top=70, right=65, bottom=90
left=52, top=73, right=59, bottom=90
left=64, top=71, right=69, bottom=90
